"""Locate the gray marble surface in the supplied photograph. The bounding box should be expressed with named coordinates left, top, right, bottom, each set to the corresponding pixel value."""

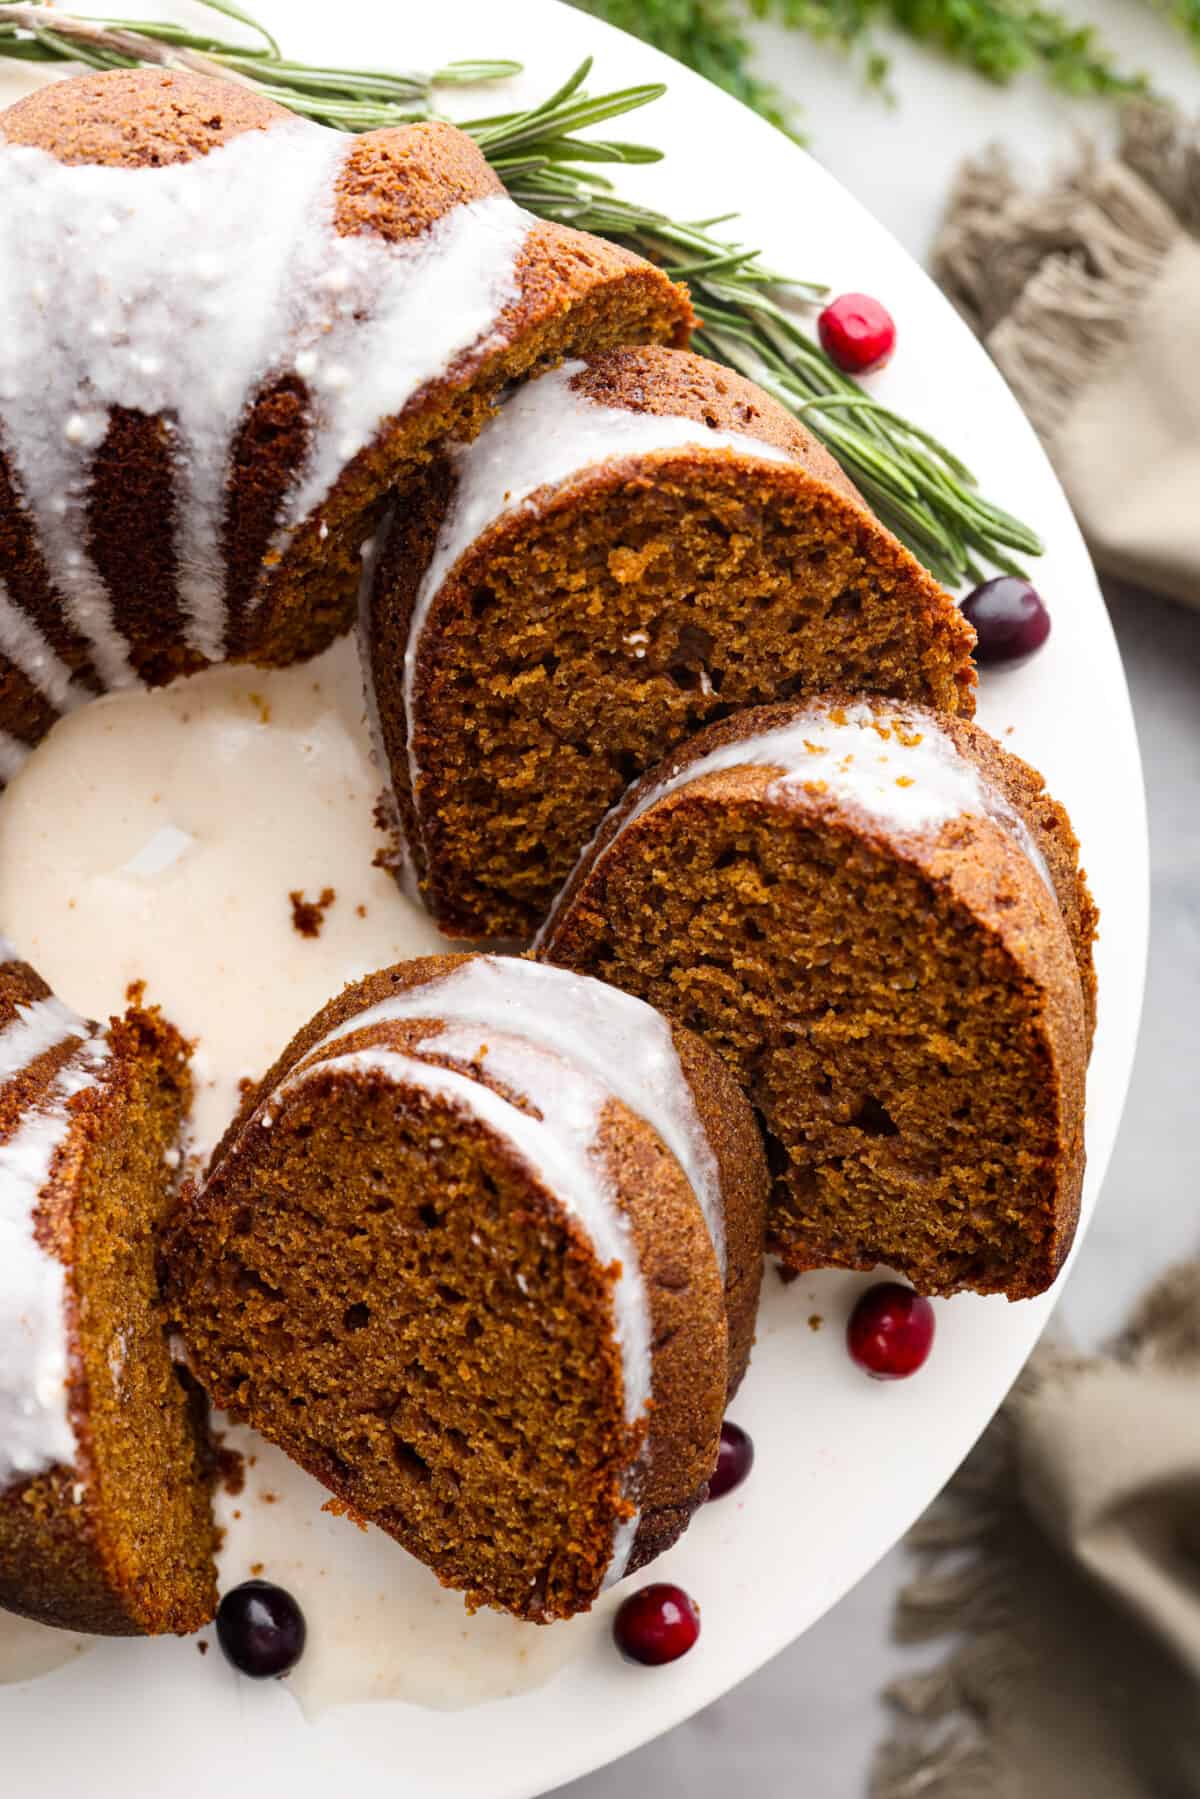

left=561, top=6, right=1200, bottom=1791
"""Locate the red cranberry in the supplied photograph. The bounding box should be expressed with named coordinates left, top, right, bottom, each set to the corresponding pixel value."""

left=818, top=292, right=896, bottom=373
left=613, top=1582, right=701, bottom=1665
left=962, top=577, right=1051, bottom=667
left=708, top=1420, right=754, bottom=1501
left=847, top=1282, right=935, bottom=1380
left=216, top=1580, right=306, bottom=1678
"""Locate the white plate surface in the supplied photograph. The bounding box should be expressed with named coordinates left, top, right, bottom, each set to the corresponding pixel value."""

left=0, top=3, right=1146, bottom=1793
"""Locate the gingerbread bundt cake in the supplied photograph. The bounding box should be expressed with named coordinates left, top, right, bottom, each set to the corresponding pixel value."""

left=365, top=347, right=976, bottom=938
left=0, top=70, right=691, bottom=781
left=539, top=697, right=1098, bottom=1300
left=165, top=955, right=767, bottom=1621
left=0, top=948, right=216, bottom=1635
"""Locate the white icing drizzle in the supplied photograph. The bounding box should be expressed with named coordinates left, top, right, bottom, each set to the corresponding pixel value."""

left=397, top=359, right=793, bottom=849
left=0, top=579, right=91, bottom=715
left=278, top=191, right=530, bottom=535
left=305, top=955, right=726, bottom=1273
left=0, top=733, right=29, bottom=785
left=0, top=121, right=530, bottom=677
left=0, top=1028, right=110, bottom=1491
left=0, top=995, right=87, bottom=1080
left=539, top=698, right=1054, bottom=942
left=274, top=1032, right=653, bottom=1587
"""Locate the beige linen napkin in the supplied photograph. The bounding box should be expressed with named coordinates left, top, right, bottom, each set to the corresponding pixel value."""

left=871, top=1264, right=1200, bottom=1798
left=933, top=104, right=1200, bottom=609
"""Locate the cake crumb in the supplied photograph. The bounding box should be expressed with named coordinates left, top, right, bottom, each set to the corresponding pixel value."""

left=290, top=887, right=336, bottom=938
left=323, top=1495, right=370, bottom=1531
left=125, top=978, right=147, bottom=1007
left=247, top=691, right=271, bottom=725
left=196, top=1640, right=209, bottom=1656
left=808, top=1313, right=823, bottom=1332
left=213, top=1441, right=246, bottom=1497
left=356, top=903, right=368, bottom=919
left=250, top=1562, right=264, bottom=1576
left=260, top=1490, right=278, bottom=1505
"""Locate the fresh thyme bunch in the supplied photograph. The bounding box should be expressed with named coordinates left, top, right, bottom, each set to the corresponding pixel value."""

left=0, top=0, right=1042, bottom=584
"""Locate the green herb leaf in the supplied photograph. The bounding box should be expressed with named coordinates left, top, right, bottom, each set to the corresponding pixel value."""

left=566, top=0, right=807, bottom=139
left=575, top=0, right=1182, bottom=101
left=180, top=0, right=279, bottom=58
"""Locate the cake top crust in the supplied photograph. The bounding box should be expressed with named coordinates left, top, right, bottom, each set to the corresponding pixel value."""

left=569, top=345, right=863, bottom=498
left=0, top=68, right=289, bottom=166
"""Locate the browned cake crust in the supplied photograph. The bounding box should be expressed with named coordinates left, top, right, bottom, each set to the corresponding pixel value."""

left=0, top=67, right=289, bottom=164
left=0, top=961, right=216, bottom=1635
left=0, top=70, right=693, bottom=768
left=166, top=955, right=766, bottom=1619
left=538, top=699, right=1097, bottom=1301
left=370, top=346, right=976, bottom=940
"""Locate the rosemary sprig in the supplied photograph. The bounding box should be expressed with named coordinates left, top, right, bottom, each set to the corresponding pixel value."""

left=0, top=0, right=1041, bottom=585
left=459, top=67, right=1038, bottom=583
left=0, top=3, right=519, bottom=116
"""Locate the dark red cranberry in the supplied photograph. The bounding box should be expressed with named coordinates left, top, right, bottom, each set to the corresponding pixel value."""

left=216, top=1580, right=306, bottom=1678
left=962, top=576, right=1051, bottom=667
left=708, top=1420, right=754, bottom=1500
left=818, top=292, right=896, bottom=373
left=846, top=1282, right=935, bottom=1380
left=613, top=1582, right=701, bottom=1665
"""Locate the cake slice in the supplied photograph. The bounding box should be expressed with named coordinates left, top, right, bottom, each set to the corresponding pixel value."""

left=0, top=949, right=216, bottom=1635
left=0, top=70, right=692, bottom=782
left=165, top=955, right=767, bottom=1621
left=538, top=697, right=1098, bottom=1301
left=365, top=346, right=976, bottom=938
